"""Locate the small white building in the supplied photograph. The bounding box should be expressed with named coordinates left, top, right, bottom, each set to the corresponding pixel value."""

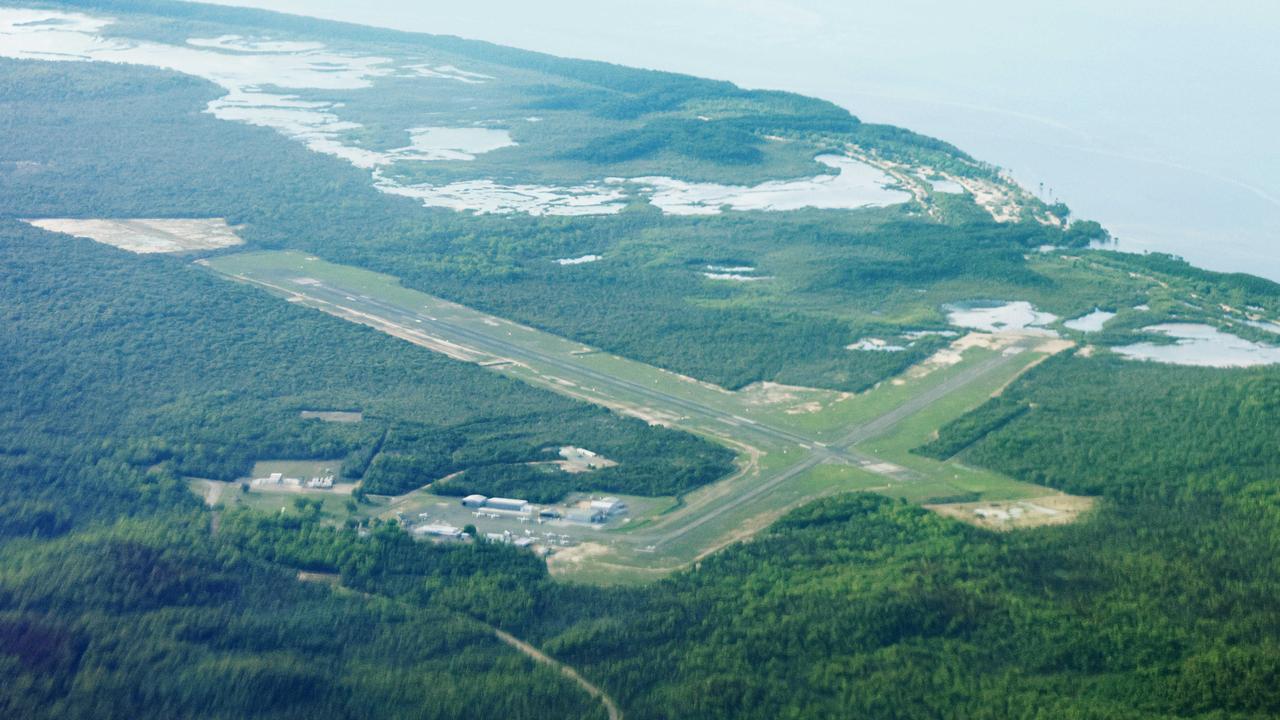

left=461, top=494, right=488, bottom=508
left=414, top=523, right=463, bottom=539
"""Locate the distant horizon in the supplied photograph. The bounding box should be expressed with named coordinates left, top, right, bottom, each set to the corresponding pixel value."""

left=198, top=0, right=1280, bottom=281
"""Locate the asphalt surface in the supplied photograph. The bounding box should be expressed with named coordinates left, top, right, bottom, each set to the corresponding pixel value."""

left=233, top=270, right=1033, bottom=550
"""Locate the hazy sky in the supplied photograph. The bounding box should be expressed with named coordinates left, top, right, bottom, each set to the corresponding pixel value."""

left=202, top=0, right=1280, bottom=277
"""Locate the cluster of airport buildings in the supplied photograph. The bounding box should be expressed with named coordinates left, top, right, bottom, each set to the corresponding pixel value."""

left=252, top=471, right=334, bottom=489
left=460, top=494, right=626, bottom=523
left=410, top=494, right=628, bottom=545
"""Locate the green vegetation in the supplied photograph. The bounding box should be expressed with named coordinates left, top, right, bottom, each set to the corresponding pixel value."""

left=0, top=222, right=731, bottom=500
left=0, top=519, right=607, bottom=719
left=358, top=410, right=731, bottom=497
left=0, top=220, right=688, bottom=716
left=926, top=353, right=1280, bottom=498
left=0, top=220, right=736, bottom=557
left=432, top=447, right=720, bottom=503
left=536, top=486, right=1280, bottom=719
left=434, top=463, right=580, bottom=503
left=563, top=118, right=766, bottom=165
left=201, top=247, right=1064, bottom=568
left=491, top=355, right=1280, bottom=718
left=4, top=2, right=1280, bottom=717
left=914, top=396, right=1029, bottom=460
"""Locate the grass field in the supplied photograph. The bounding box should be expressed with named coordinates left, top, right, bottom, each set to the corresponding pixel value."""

left=203, top=250, right=1080, bottom=581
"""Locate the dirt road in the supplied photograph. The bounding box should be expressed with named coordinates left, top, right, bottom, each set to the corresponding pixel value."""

left=294, top=572, right=622, bottom=718
left=492, top=627, right=622, bottom=720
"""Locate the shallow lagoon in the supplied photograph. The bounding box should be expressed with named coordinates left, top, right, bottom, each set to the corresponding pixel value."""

left=928, top=178, right=966, bottom=194
left=629, top=155, right=911, bottom=215
left=556, top=254, right=602, bottom=265
left=1114, top=324, right=1280, bottom=368
left=404, top=127, right=516, bottom=161
left=1063, top=309, right=1115, bottom=333
left=1243, top=318, right=1280, bottom=335
left=374, top=173, right=629, bottom=216
left=945, top=301, right=1057, bottom=334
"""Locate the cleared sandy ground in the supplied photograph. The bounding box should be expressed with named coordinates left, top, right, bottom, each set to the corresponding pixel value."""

left=24, top=218, right=243, bottom=253
left=300, top=410, right=363, bottom=423
left=926, top=493, right=1095, bottom=530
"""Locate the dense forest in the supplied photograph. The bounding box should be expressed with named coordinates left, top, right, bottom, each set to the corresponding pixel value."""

left=4, top=2, right=1280, bottom=717
left=923, top=353, right=1280, bottom=499
left=0, top=517, right=607, bottom=719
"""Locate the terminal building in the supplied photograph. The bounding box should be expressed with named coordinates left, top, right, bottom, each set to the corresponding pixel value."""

left=459, top=495, right=531, bottom=514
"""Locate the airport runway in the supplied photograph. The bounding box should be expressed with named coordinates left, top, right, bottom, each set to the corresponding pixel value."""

left=228, top=269, right=1034, bottom=550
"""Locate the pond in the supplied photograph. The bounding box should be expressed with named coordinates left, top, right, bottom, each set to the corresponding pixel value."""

left=1114, top=323, right=1280, bottom=367
left=1063, top=309, right=1115, bottom=332
left=944, top=301, right=1058, bottom=334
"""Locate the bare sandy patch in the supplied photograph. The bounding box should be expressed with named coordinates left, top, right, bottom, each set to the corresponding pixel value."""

left=25, top=218, right=244, bottom=253
left=785, top=401, right=823, bottom=415
left=557, top=446, right=617, bottom=473
left=297, top=570, right=341, bottom=586
left=1035, top=338, right=1075, bottom=354
left=950, top=176, right=1023, bottom=223
left=864, top=461, right=907, bottom=475
left=547, top=542, right=611, bottom=575
left=988, top=338, right=1074, bottom=396
left=737, top=381, right=798, bottom=405
left=737, top=381, right=849, bottom=413
left=926, top=494, right=1095, bottom=530
left=906, top=332, right=1019, bottom=380
left=300, top=410, right=363, bottom=423
left=621, top=405, right=681, bottom=427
